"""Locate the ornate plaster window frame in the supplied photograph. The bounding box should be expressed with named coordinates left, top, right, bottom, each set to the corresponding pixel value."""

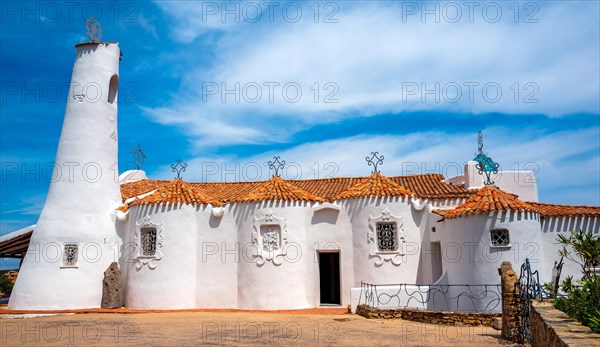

left=368, top=208, right=406, bottom=266
left=134, top=215, right=164, bottom=269
left=252, top=210, right=289, bottom=266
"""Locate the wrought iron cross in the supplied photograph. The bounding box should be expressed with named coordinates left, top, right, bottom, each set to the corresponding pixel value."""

left=132, top=145, right=146, bottom=170
left=86, top=18, right=102, bottom=43
left=171, top=160, right=187, bottom=180
left=473, top=131, right=499, bottom=185
left=268, top=156, right=286, bottom=177
left=366, top=152, right=384, bottom=173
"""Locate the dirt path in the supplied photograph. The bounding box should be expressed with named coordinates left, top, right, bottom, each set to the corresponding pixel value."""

left=1, top=311, right=512, bottom=346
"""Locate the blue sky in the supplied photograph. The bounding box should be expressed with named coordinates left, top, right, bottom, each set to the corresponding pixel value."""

left=1, top=0, right=599, bottom=256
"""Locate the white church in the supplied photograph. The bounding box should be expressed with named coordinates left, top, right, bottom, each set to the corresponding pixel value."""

left=2, top=35, right=599, bottom=312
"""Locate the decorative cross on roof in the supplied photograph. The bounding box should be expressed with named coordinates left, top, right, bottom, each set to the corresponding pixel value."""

left=171, top=159, right=187, bottom=180
left=86, top=18, right=102, bottom=43
left=366, top=152, right=384, bottom=173
left=473, top=130, right=499, bottom=185
left=268, top=156, right=286, bottom=177
left=132, top=145, right=146, bottom=170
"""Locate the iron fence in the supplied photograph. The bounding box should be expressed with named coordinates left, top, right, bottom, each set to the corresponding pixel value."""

left=359, top=282, right=502, bottom=312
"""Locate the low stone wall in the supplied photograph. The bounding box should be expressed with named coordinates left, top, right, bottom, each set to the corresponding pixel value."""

left=356, top=304, right=500, bottom=327
left=529, top=301, right=599, bottom=347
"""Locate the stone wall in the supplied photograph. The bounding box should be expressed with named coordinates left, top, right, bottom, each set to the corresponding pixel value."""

left=498, top=261, right=522, bottom=342
left=529, top=300, right=599, bottom=347
left=356, top=304, right=500, bottom=327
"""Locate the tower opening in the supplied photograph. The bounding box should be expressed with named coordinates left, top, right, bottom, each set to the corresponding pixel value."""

left=108, top=74, right=118, bottom=104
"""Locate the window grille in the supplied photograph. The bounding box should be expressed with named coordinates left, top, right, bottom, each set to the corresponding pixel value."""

left=141, top=227, right=157, bottom=256
left=376, top=222, right=397, bottom=252
left=63, top=244, right=78, bottom=267
left=490, top=228, right=510, bottom=246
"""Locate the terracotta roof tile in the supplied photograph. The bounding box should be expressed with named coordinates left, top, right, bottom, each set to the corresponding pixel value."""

left=119, top=176, right=598, bottom=217
left=240, top=177, right=325, bottom=202
left=121, top=179, right=168, bottom=200
left=528, top=202, right=600, bottom=217
left=391, top=174, right=473, bottom=199
left=191, top=181, right=261, bottom=204
left=436, top=185, right=537, bottom=219
left=121, top=174, right=474, bottom=203
left=333, top=173, right=414, bottom=200
left=119, top=180, right=221, bottom=211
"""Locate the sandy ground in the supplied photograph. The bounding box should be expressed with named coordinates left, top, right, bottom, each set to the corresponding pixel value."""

left=0, top=311, right=514, bottom=346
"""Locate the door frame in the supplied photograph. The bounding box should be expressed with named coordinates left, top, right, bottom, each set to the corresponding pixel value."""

left=317, top=250, right=342, bottom=306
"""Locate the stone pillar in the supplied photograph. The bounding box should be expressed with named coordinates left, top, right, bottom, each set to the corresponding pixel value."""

left=498, top=261, right=522, bottom=343
left=101, top=262, right=122, bottom=309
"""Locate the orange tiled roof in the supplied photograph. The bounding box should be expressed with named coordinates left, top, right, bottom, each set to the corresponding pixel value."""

left=528, top=202, right=600, bottom=217
left=436, top=185, right=537, bottom=219
left=333, top=173, right=414, bottom=200
left=119, top=180, right=221, bottom=211
left=391, top=174, right=473, bottom=199
left=119, top=177, right=600, bottom=216
left=121, top=179, right=168, bottom=200
left=241, top=177, right=325, bottom=202
left=120, top=174, right=474, bottom=203
left=191, top=181, right=261, bottom=204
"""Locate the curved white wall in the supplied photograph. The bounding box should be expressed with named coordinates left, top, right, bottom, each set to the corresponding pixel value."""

left=10, top=43, right=122, bottom=310
left=435, top=211, right=543, bottom=285
left=124, top=204, right=203, bottom=309
left=235, top=201, right=315, bottom=310
left=344, top=196, right=424, bottom=286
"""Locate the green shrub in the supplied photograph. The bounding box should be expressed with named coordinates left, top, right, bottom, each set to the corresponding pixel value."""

left=553, top=273, right=600, bottom=333
left=553, top=230, right=600, bottom=333
left=0, top=275, right=14, bottom=296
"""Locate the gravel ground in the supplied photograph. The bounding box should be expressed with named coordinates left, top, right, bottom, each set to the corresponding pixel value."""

left=0, top=311, right=515, bottom=346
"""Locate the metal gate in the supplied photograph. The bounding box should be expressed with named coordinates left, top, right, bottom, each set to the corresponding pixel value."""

left=515, top=258, right=550, bottom=343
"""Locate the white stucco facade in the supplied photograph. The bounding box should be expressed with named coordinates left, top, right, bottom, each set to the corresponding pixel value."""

left=9, top=42, right=122, bottom=310
left=5, top=39, right=599, bottom=312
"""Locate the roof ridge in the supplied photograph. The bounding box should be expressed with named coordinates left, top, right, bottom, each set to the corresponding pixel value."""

left=241, top=176, right=325, bottom=202
left=440, top=185, right=536, bottom=219
left=333, top=172, right=414, bottom=200
left=119, top=180, right=222, bottom=211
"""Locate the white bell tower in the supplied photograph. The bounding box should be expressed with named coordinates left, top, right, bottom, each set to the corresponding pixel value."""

left=9, top=24, right=123, bottom=309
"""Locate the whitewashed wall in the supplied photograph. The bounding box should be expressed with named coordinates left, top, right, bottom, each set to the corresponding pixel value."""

left=124, top=204, right=201, bottom=309
left=234, top=201, right=321, bottom=310
left=342, top=196, right=425, bottom=286
left=9, top=43, right=122, bottom=310
left=433, top=212, right=542, bottom=286
left=539, top=215, right=600, bottom=282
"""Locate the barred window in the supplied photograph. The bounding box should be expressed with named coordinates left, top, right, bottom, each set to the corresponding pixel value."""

left=376, top=222, right=398, bottom=252
left=490, top=228, right=510, bottom=246
left=140, top=227, right=157, bottom=256
left=63, top=244, right=78, bottom=267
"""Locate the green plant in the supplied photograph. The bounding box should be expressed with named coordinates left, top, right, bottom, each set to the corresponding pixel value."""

left=553, top=273, right=600, bottom=333
left=553, top=230, right=600, bottom=333
left=557, top=230, right=600, bottom=279
left=588, top=310, right=600, bottom=333
left=0, top=274, right=14, bottom=296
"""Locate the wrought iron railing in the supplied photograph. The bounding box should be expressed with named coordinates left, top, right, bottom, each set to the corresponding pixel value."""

left=515, top=258, right=551, bottom=343
left=359, top=282, right=502, bottom=312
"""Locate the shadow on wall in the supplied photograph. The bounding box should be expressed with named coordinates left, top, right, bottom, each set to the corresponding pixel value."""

left=542, top=216, right=599, bottom=234
left=311, top=209, right=339, bottom=225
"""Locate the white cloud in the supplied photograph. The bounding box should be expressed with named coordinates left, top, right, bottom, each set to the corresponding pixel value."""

left=150, top=127, right=599, bottom=205
left=149, top=1, right=600, bottom=148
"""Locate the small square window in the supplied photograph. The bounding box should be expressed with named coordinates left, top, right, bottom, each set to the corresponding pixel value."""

left=490, top=229, right=510, bottom=247
left=376, top=222, right=398, bottom=252
left=140, top=227, right=157, bottom=256
left=63, top=244, right=78, bottom=267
